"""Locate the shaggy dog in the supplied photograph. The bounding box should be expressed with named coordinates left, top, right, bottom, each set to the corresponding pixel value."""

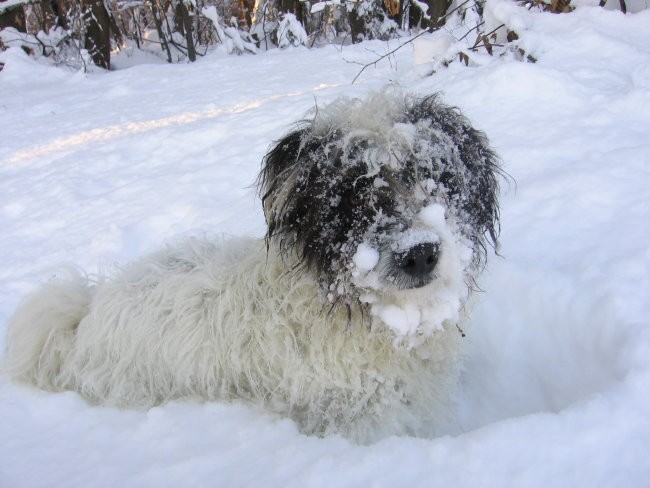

left=2, top=90, right=501, bottom=443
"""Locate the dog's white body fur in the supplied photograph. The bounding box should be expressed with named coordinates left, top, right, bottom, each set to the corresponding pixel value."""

left=3, top=91, right=502, bottom=443
left=4, top=237, right=461, bottom=442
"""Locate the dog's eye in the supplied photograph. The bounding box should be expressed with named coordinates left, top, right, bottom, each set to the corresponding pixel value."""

left=347, top=193, right=363, bottom=206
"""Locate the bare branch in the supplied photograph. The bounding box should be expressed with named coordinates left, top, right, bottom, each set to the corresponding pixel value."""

left=351, top=0, right=474, bottom=84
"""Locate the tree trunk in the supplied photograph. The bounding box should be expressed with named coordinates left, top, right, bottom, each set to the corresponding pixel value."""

left=424, top=0, right=449, bottom=30
left=280, top=0, right=304, bottom=23
left=400, top=0, right=449, bottom=30
left=81, top=0, right=111, bottom=69
left=348, top=7, right=365, bottom=44
left=239, top=0, right=254, bottom=28
left=150, top=0, right=172, bottom=63
left=50, top=0, right=70, bottom=29
left=0, top=2, right=26, bottom=32
left=175, top=0, right=196, bottom=62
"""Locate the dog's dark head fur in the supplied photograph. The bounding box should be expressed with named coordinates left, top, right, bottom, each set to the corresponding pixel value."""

left=259, top=91, right=501, bottom=306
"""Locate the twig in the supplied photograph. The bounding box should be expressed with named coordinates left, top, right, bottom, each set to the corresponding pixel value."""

left=457, top=20, right=484, bottom=42
left=469, top=23, right=505, bottom=51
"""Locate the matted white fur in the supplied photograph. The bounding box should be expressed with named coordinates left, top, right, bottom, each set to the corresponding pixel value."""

left=2, top=238, right=462, bottom=443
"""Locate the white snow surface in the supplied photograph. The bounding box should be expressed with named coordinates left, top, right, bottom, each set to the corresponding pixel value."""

left=1, top=2, right=650, bottom=486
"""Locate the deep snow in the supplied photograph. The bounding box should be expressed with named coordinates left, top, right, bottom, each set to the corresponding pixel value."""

left=1, top=1, right=649, bottom=487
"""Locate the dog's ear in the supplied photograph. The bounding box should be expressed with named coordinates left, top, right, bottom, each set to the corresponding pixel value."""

left=259, top=127, right=306, bottom=193
left=259, top=126, right=305, bottom=207
left=258, top=126, right=310, bottom=244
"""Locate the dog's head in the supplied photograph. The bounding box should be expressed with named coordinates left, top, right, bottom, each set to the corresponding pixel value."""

left=259, top=90, right=501, bottom=333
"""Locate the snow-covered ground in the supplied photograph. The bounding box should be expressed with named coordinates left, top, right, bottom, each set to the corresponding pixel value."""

left=1, top=2, right=649, bottom=486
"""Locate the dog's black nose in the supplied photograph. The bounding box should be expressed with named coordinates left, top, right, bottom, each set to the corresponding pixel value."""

left=395, top=242, right=440, bottom=278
